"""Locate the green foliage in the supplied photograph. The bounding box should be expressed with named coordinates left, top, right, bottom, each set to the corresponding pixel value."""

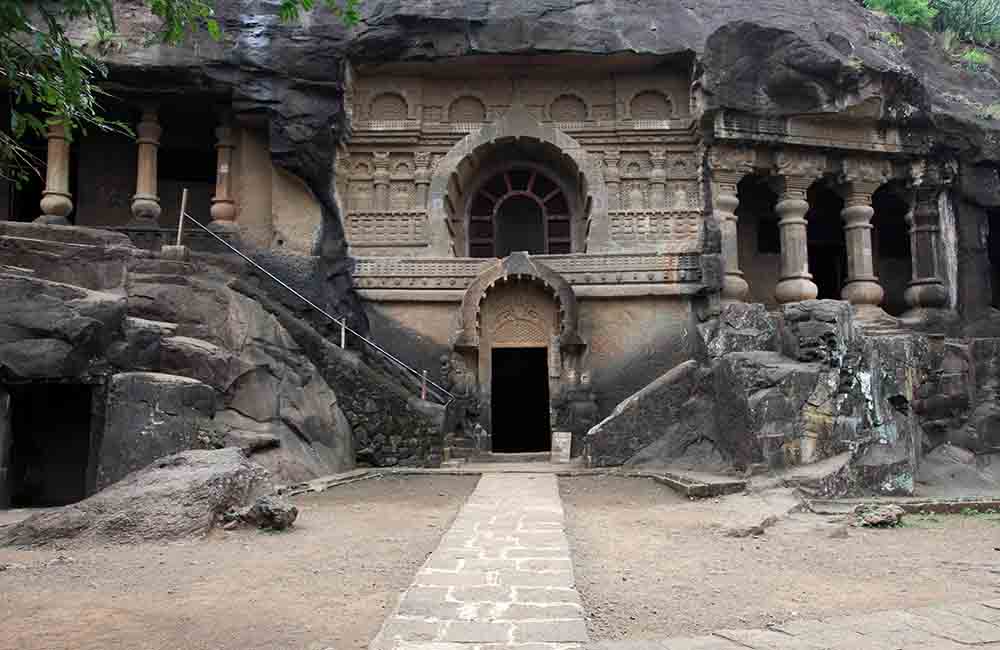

left=2, top=0, right=360, bottom=186
left=864, top=0, right=938, bottom=28
left=932, top=0, right=1000, bottom=45
left=960, top=47, right=991, bottom=71
left=875, top=30, right=906, bottom=47
left=979, top=103, right=1000, bottom=120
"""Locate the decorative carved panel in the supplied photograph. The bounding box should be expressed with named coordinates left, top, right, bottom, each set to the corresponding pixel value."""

left=347, top=211, right=429, bottom=247
left=481, top=282, right=556, bottom=348
left=609, top=211, right=702, bottom=246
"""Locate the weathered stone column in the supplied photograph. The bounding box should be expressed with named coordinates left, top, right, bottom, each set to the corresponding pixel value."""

left=603, top=150, right=621, bottom=211
left=710, top=145, right=755, bottom=303
left=649, top=149, right=667, bottom=209
left=839, top=158, right=888, bottom=313
left=36, top=122, right=73, bottom=225
left=774, top=151, right=824, bottom=303
left=414, top=152, right=431, bottom=208
left=373, top=151, right=390, bottom=211
left=130, top=106, right=161, bottom=225
left=209, top=116, right=237, bottom=229
left=903, top=181, right=950, bottom=317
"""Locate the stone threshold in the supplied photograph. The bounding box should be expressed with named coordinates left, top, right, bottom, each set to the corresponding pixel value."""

left=275, top=466, right=747, bottom=499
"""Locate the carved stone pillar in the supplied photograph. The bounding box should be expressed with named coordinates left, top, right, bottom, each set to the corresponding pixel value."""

left=603, top=150, right=621, bottom=211
left=774, top=151, right=825, bottom=303
left=131, top=106, right=161, bottom=225
left=36, top=122, right=73, bottom=225
left=709, top=145, right=755, bottom=303
left=649, top=149, right=666, bottom=209
left=373, top=151, right=391, bottom=211
left=839, top=158, right=888, bottom=313
left=209, top=116, right=237, bottom=228
left=904, top=183, right=950, bottom=317
left=414, top=152, right=431, bottom=209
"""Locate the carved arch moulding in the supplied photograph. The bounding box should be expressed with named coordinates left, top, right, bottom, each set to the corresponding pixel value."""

left=454, top=252, right=583, bottom=352
left=426, top=107, right=609, bottom=256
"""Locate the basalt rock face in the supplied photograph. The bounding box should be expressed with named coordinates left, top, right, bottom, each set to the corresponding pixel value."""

left=587, top=301, right=932, bottom=496
left=86, top=0, right=999, bottom=317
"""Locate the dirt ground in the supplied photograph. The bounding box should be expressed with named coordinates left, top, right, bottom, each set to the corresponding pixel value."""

left=560, top=475, right=1000, bottom=641
left=0, top=475, right=478, bottom=650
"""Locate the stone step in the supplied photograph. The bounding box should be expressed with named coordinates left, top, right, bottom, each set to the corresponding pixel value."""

left=474, top=451, right=553, bottom=463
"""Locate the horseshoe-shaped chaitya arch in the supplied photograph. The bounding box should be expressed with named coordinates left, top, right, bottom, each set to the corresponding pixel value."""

left=454, top=252, right=583, bottom=351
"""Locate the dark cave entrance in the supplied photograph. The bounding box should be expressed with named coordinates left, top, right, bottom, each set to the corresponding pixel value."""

left=807, top=184, right=847, bottom=300
left=1, top=384, right=95, bottom=507
left=491, top=347, right=551, bottom=453
left=990, top=209, right=1000, bottom=310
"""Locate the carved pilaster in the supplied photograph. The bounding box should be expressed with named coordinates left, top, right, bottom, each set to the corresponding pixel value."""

left=708, top=145, right=756, bottom=303
left=37, top=122, right=73, bottom=225
left=903, top=160, right=952, bottom=318
left=648, top=149, right=667, bottom=209
left=373, top=151, right=391, bottom=211
left=414, top=151, right=432, bottom=209
left=603, top=150, right=621, bottom=211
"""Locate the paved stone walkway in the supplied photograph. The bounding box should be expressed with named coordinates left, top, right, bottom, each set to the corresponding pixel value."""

left=371, top=473, right=587, bottom=650
left=584, top=601, right=1000, bottom=649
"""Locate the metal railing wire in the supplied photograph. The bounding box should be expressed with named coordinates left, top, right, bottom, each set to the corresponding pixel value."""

left=171, top=188, right=456, bottom=406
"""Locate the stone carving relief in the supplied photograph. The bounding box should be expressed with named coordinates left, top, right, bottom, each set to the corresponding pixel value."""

left=483, top=284, right=555, bottom=347
left=346, top=212, right=429, bottom=247
left=609, top=212, right=701, bottom=247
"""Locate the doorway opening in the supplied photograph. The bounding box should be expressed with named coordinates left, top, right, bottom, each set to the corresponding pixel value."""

left=990, top=209, right=1000, bottom=310
left=3, top=383, right=94, bottom=507
left=491, top=347, right=551, bottom=453
left=807, top=184, right=847, bottom=300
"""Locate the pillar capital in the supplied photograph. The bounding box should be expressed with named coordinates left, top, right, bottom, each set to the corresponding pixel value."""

left=775, top=149, right=826, bottom=195
left=709, top=144, right=756, bottom=176
left=839, top=155, right=889, bottom=187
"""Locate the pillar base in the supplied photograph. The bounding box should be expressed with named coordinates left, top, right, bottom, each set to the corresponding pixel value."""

left=851, top=303, right=892, bottom=323
left=721, top=273, right=750, bottom=304
left=774, top=276, right=818, bottom=304
left=33, top=214, right=70, bottom=226
left=160, top=244, right=190, bottom=261
left=841, top=278, right=884, bottom=311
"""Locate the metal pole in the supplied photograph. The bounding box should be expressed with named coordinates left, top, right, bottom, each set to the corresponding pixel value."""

left=421, top=370, right=428, bottom=401
left=340, top=319, right=346, bottom=349
left=175, top=188, right=188, bottom=246
left=173, top=210, right=457, bottom=403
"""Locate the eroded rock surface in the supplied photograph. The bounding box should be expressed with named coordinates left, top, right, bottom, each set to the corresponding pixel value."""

left=0, top=449, right=272, bottom=547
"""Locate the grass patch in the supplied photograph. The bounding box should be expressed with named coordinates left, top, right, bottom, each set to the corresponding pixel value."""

left=961, top=47, right=991, bottom=71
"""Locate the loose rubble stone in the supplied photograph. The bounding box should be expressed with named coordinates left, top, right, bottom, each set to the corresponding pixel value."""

left=854, top=504, right=906, bottom=528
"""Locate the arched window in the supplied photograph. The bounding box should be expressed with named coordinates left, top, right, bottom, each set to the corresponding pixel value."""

left=630, top=91, right=673, bottom=120
left=468, top=168, right=572, bottom=258
left=449, top=96, right=487, bottom=123
left=370, top=93, right=408, bottom=120
left=549, top=94, right=587, bottom=122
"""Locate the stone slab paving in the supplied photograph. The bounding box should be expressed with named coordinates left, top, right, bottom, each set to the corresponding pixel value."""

left=370, top=473, right=587, bottom=650
left=584, top=600, right=1000, bottom=650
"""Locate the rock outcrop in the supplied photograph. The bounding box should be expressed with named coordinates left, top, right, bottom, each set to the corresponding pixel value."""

left=0, top=449, right=271, bottom=547
left=587, top=301, right=931, bottom=496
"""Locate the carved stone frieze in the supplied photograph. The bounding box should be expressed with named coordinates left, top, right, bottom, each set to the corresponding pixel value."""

left=609, top=210, right=702, bottom=247
left=352, top=252, right=703, bottom=290
left=346, top=211, right=429, bottom=247
left=775, top=149, right=827, bottom=180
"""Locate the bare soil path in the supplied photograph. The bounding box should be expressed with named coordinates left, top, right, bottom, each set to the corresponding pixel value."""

left=0, top=475, right=478, bottom=650
left=560, top=475, right=1000, bottom=641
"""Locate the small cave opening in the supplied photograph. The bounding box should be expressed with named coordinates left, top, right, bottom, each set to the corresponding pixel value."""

left=491, top=347, right=551, bottom=453
left=807, top=183, right=847, bottom=300
left=2, top=383, right=95, bottom=508
left=990, top=208, right=1000, bottom=310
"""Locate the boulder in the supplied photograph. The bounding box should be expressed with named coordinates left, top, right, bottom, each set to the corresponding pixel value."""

left=0, top=449, right=272, bottom=547
left=0, top=274, right=125, bottom=379
left=235, top=495, right=298, bottom=530
left=854, top=504, right=905, bottom=527
left=97, top=372, right=218, bottom=489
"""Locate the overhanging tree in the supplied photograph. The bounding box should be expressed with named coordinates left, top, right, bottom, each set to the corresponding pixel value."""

left=1, top=0, right=359, bottom=187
